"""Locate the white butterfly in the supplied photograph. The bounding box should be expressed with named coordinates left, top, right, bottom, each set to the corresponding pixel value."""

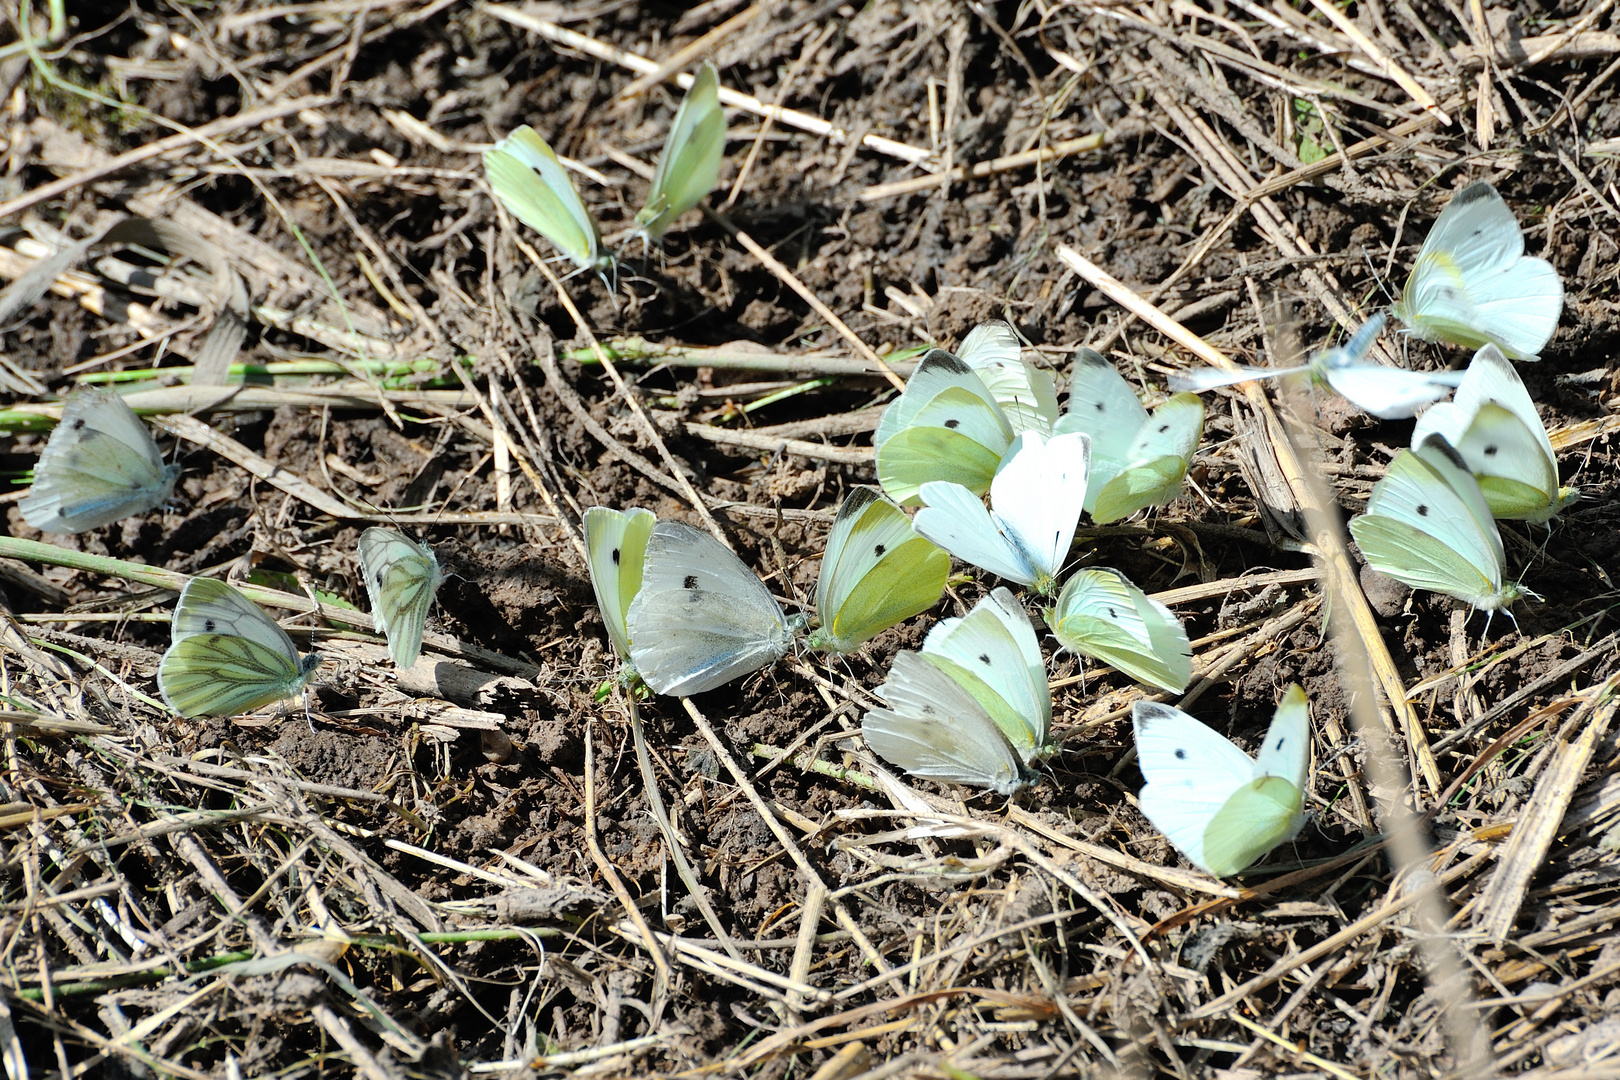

left=632, top=61, right=726, bottom=245
left=1170, top=313, right=1465, bottom=420
left=956, top=320, right=1059, bottom=435
left=861, top=588, right=1050, bottom=794
left=1410, top=344, right=1576, bottom=524
left=21, top=388, right=180, bottom=533
left=1043, top=567, right=1192, bottom=693
left=1056, top=349, right=1204, bottom=522
left=913, top=430, right=1090, bottom=596
left=1393, top=180, right=1563, bottom=360
left=1349, top=433, right=1524, bottom=614
left=358, top=527, right=443, bottom=667
left=484, top=126, right=614, bottom=283
left=583, top=506, right=656, bottom=667
left=874, top=349, right=1015, bottom=505
left=159, top=577, right=322, bottom=718
left=805, top=487, right=949, bottom=654
left=625, top=522, right=805, bottom=696
left=1132, top=684, right=1310, bottom=877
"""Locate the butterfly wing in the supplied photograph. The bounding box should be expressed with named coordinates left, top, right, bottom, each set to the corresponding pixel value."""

left=1412, top=345, right=1568, bottom=522
left=159, top=634, right=320, bottom=718
left=875, top=350, right=1006, bottom=446
left=625, top=522, right=797, bottom=695
left=584, top=506, right=657, bottom=663
left=1091, top=393, right=1203, bottom=523
left=634, top=62, right=725, bottom=242
left=1132, top=702, right=1260, bottom=875
left=957, top=320, right=1058, bottom=435
left=1166, top=363, right=1312, bottom=393
left=170, top=577, right=299, bottom=649
left=1056, top=348, right=1148, bottom=496
left=1398, top=181, right=1560, bottom=359
left=810, top=488, right=948, bottom=654
left=484, top=126, right=609, bottom=273
left=1323, top=364, right=1464, bottom=419
left=359, top=527, right=443, bottom=667
left=913, top=480, right=1035, bottom=587
left=861, top=651, right=1032, bottom=795
left=20, top=389, right=179, bottom=533
left=920, top=587, right=1051, bottom=762
left=1046, top=568, right=1191, bottom=692
left=985, top=431, right=1090, bottom=592
left=1349, top=439, right=1508, bottom=610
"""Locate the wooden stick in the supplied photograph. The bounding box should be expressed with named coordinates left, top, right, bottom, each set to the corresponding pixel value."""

left=858, top=133, right=1108, bottom=200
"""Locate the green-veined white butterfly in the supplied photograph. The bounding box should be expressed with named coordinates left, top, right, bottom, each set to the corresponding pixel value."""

left=874, top=349, right=1015, bottom=506
left=484, top=126, right=614, bottom=283
left=861, top=588, right=1050, bottom=793
left=1349, top=433, right=1524, bottom=614
left=806, top=487, right=949, bottom=654
left=1392, top=180, right=1563, bottom=360
left=1132, top=684, right=1310, bottom=877
left=1170, top=313, right=1465, bottom=420
left=1410, top=344, right=1576, bottom=524
left=1043, top=567, right=1192, bottom=693
left=158, top=577, right=322, bottom=719
left=626, top=522, right=807, bottom=696
left=358, top=527, right=443, bottom=667
left=20, top=389, right=180, bottom=534
left=913, top=430, right=1090, bottom=596
left=632, top=61, right=725, bottom=245
left=956, top=320, right=1059, bottom=435
left=1057, top=349, right=1203, bottom=522
left=584, top=506, right=656, bottom=667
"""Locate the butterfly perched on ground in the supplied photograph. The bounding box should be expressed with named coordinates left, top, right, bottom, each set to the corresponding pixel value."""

left=358, top=527, right=443, bottom=667
left=862, top=588, right=1051, bottom=794
left=1392, top=179, right=1563, bottom=361
left=1410, top=344, right=1576, bottom=524
left=1133, top=684, right=1311, bottom=877
left=20, top=389, right=180, bottom=533
left=631, top=61, right=726, bottom=246
left=158, top=578, right=322, bottom=719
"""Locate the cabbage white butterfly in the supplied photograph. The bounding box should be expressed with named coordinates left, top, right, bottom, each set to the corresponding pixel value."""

left=1057, top=349, right=1203, bottom=522
left=1410, top=344, right=1576, bottom=523
left=159, top=577, right=322, bottom=718
left=632, top=62, right=725, bottom=245
left=1349, top=433, right=1523, bottom=614
left=913, top=430, right=1090, bottom=596
left=861, top=588, right=1050, bottom=793
left=20, top=388, right=180, bottom=534
left=1393, top=180, right=1563, bottom=360
left=874, top=349, right=1015, bottom=506
left=1169, top=313, right=1465, bottom=419
left=1043, top=567, right=1192, bottom=693
left=1132, top=684, right=1310, bottom=877
left=484, top=126, right=614, bottom=283
left=358, top=527, right=443, bottom=667
left=584, top=506, right=656, bottom=666
left=806, top=488, right=949, bottom=654
left=956, top=320, right=1059, bottom=435
left=626, top=522, right=806, bottom=695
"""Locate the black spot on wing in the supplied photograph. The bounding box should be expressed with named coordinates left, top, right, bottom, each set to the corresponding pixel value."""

left=977, top=653, right=991, bottom=665
left=71, top=418, right=86, bottom=431
left=204, top=618, right=217, bottom=632
left=1416, top=504, right=1430, bottom=517
left=1157, top=423, right=1170, bottom=433
left=1174, top=747, right=1187, bottom=760
left=873, top=543, right=887, bottom=557
left=1483, top=444, right=1499, bottom=457
left=611, top=546, right=622, bottom=565
left=683, top=575, right=699, bottom=590
left=944, top=418, right=960, bottom=429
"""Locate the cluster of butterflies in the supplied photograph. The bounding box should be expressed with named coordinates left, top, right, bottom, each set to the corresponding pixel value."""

left=483, top=62, right=725, bottom=280
left=10, top=170, right=1574, bottom=879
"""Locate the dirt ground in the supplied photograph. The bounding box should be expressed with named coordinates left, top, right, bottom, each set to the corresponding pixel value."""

left=1, top=0, right=1618, bottom=1076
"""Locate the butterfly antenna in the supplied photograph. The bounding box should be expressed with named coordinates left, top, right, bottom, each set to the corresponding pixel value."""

left=1362, top=246, right=1400, bottom=308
